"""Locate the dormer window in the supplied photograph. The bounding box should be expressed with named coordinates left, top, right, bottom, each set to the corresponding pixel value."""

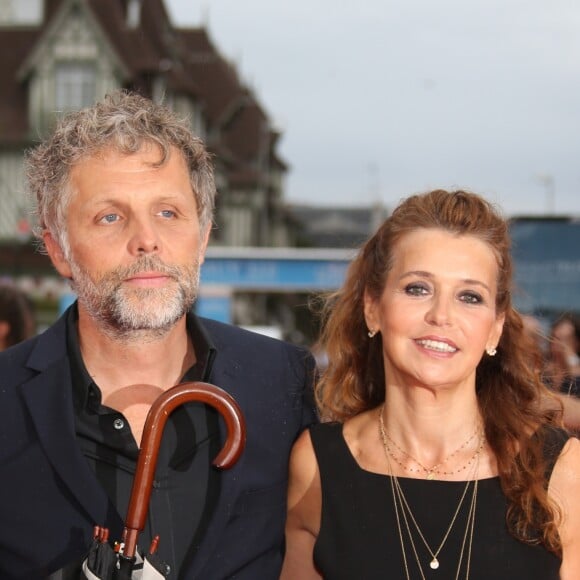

left=55, top=61, right=96, bottom=111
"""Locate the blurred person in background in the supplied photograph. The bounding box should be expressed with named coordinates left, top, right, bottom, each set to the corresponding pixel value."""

left=0, top=283, right=36, bottom=350
left=545, top=314, right=580, bottom=398
left=521, top=313, right=580, bottom=429
left=521, top=313, right=547, bottom=356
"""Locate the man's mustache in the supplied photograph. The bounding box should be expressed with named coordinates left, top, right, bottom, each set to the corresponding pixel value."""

left=114, top=256, right=184, bottom=281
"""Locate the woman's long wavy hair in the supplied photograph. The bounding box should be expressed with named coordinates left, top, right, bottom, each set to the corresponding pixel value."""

left=315, top=189, right=564, bottom=553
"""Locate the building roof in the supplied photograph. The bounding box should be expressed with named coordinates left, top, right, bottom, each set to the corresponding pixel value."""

left=178, top=27, right=245, bottom=125
left=178, top=26, right=282, bottom=186
left=0, top=28, right=39, bottom=143
left=0, top=0, right=285, bottom=189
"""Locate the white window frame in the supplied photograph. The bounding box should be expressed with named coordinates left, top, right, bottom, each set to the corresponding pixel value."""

left=55, top=61, right=97, bottom=111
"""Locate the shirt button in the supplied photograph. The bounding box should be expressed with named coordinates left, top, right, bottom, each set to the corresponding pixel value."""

left=113, top=418, right=125, bottom=430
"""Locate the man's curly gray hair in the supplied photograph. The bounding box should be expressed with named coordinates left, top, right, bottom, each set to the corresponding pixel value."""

left=26, top=90, right=216, bottom=254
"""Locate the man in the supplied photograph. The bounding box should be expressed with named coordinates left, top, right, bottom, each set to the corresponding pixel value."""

left=0, top=91, right=317, bottom=578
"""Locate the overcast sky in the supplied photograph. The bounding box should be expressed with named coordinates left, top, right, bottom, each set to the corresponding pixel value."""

left=165, top=0, right=580, bottom=216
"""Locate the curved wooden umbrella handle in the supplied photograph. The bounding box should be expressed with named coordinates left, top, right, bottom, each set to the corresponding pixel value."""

left=122, top=381, right=246, bottom=559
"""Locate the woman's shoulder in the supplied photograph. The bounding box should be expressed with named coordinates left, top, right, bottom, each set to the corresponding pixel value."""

left=309, top=421, right=342, bottom=435
left=551, top=435, right=580, bottom=476
left=291, top=428, right=317, bottom=468
left=549, top=436, right=580, bottom=578
left=548, top=434, right=580, bottom=508
left=308, top=421, right=344, bottom=458
left=309, top=409, right=377, bottom=445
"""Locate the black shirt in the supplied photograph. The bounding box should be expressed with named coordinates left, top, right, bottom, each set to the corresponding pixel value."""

left=66, top=305, right=221, bottom=575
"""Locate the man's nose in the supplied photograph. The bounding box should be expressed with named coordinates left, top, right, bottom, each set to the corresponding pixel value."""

left=127, top=216, right=160, bottom=255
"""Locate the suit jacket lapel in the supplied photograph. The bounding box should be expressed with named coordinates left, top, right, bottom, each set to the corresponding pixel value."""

left=20, top=324, right=115, bottom=530
left=189, top=344, right=249, bottom=577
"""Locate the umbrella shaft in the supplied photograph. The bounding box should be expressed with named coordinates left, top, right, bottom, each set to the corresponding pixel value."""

left=122, top=527, right=139, bottom=559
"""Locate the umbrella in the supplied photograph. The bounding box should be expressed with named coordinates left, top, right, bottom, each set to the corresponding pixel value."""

left=81, top=381, right=246, bottom=579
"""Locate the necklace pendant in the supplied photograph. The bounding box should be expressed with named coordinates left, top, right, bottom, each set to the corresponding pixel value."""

left=430, top=558, right=440, bottom=570
left=426, top=471, right=435, bottom=480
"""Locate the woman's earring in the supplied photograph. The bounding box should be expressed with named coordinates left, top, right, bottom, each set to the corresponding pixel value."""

left=486, top=347, right=497, bottom=356
left=368, top=329, right=377, bottom=338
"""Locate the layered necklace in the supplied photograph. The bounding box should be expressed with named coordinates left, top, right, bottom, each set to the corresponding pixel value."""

left=382, top=425, right=482, bottom=480
left=378, top=406, right=483, bottom=580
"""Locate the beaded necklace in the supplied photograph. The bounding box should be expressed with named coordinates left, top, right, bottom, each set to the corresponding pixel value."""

left=382, top=426, right=481, bottom=479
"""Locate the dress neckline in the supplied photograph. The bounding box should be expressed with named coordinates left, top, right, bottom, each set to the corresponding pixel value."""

left=333, top=421, right=501, bottom=484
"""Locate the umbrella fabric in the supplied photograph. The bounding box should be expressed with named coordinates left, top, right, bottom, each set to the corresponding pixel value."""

left=80, top=528, right=168, bottom=579
left=81, top=528, right=116, bottom=580
left=115, top=550, right=168, bottom=580
left=132, top=556, right=168, bottom=580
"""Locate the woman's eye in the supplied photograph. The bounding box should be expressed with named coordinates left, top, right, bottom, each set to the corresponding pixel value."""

left=460, top=291, right=483, bottom=304
left=405, top=284, right=429, bottom=296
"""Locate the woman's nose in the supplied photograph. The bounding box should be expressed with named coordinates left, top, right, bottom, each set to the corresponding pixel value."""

left=425, top=296, right=452, bottom=326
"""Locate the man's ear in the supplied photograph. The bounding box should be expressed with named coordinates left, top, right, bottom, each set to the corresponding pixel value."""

left=198, top=226, right=211, bottom=266
left=43, top=231, right=72, bottom=279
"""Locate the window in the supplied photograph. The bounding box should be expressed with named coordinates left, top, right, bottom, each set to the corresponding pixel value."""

left=0, top=0, right=42, bottom=25
left=126, top=0, right=141, bottom=28
left=55, top=62, right=96, bottom=111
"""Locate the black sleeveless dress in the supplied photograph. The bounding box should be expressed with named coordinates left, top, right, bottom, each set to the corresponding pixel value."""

left=311, top=422, right=566, bottom=580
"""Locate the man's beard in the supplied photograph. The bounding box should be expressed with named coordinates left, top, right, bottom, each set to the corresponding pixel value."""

left=69, top=255, right=200, bottom=338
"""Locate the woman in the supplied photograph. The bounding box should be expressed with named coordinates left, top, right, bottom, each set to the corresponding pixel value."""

left=281, top=190, right=580, bottom=579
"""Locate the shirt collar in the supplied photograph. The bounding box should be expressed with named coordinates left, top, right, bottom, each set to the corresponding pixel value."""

left=67, top=303, right=217, bottom=413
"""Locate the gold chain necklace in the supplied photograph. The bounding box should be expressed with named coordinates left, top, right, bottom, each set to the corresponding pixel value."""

left=379, top=406, right=481, bottom=578
left=383, top=425, right=480, bottom=479
left=384, top=432, right=486, bottom=480
left=390, top=457, right=480, bottom=576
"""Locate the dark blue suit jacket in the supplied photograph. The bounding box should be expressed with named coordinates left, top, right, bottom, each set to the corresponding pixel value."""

left=0, top=309, right=317, bottom=579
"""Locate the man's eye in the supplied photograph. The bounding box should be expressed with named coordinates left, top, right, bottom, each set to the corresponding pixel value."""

left=100, top=214, right=119, bottom=224
left=159, top=210, right=176, bottom=218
